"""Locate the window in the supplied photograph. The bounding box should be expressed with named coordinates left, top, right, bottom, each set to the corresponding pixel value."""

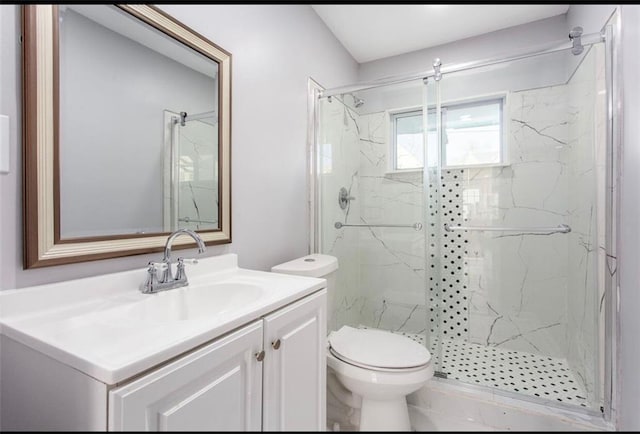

left=393, top=110, right=423, bottom=170
left=391, top=97, right=505, bottom=170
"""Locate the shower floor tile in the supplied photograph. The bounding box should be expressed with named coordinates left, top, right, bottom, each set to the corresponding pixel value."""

left=432, top=338, right=589, bottom=408
left=360, top=326, right=589, bottom=408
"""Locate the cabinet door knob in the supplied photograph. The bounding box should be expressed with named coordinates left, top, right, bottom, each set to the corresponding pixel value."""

left=255, top=350, right=265, bottom=362
left=271, top=339, right=281, bottom=350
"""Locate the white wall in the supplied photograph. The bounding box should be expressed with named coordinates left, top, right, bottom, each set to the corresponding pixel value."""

left=0, top=4, right=358, bottom=290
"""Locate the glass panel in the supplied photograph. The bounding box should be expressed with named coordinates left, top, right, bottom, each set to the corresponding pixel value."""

left=429, top=44, right=607, bottom=411
left=423, top=77, right=444, bottom=374
left=317, top=93, right=363, bottom=333
left=175, top=115, right=218, bottom=231
left=317, top=81, right=429, bottom=351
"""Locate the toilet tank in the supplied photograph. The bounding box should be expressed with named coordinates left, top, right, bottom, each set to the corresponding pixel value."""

left=271, top=254, right=338, bottom=302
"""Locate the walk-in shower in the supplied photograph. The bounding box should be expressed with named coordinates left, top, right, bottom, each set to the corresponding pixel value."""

left=311, top=20, right=619, bottom=423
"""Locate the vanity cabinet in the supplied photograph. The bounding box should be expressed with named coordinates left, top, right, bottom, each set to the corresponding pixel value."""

left=109, top=289, right=326, bottom=431
left=263, top=289, right=327, bottom=431
left=0, top=253, right=327, bottom=431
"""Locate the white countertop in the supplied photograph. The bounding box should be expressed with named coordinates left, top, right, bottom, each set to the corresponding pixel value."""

left=0, top=254, right=325, bottom=385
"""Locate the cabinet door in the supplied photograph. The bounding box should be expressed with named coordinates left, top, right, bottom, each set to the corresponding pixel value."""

left=109, top=320, right=263, bottom=431
left=262, top=289, right=327, bottom=431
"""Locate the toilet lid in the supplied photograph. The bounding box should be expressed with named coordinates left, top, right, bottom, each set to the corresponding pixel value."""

left=328, top=326, right=431, bottom=369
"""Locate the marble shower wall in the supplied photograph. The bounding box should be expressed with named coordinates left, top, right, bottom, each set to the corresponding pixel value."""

left=349, top=84, right=579, bottom=355
left=318, top=97, right=363, bottom=332
left=563, top=44, right=606, bottom=405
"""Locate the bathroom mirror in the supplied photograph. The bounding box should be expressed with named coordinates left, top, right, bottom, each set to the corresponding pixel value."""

left=22, top=4, right=231, bottom=268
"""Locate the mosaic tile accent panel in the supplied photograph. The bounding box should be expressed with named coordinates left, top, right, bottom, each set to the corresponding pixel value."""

left=429, top=169, right=469, bottom=340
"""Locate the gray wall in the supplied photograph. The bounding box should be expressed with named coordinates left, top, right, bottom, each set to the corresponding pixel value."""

left=0, top=4, right=358, bottom=289
left=619, top=5, right=640, bottom=431
left=357, top=15, right=568, bottom=82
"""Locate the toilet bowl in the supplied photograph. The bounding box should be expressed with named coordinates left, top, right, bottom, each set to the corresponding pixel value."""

left=327, top=326, right=433, bottom=431
left=271, top=254, right=433, bottom=431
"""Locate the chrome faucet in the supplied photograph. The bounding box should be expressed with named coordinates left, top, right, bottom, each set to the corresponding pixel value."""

left=140, top=229, right=206, bottom=294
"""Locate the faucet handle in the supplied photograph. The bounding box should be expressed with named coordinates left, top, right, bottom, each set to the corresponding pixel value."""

left=151, top=261, right=171, bottom=283
left=142, top=261, right=169, bottom=293
left=145, top=261, right=168, bottom=275
left=175, top=258, right=198, bottom=281
left=150, top=261, right=169, bottom=270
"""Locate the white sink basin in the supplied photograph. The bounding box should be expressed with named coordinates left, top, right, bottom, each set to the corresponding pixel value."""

left=0, top=254, right=326, bottom=384
left=126, top=282, right=265, bottom=322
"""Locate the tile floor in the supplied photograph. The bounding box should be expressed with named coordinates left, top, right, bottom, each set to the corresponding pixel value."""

left=363, top=326, right=590, bottom=409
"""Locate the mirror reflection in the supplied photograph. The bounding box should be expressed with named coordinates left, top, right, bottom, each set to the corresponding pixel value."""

left=58, top=5, right=219, bottom=238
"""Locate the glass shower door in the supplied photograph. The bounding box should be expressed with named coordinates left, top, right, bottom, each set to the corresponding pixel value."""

left=426, top=45, right=606, bottom=411
left=173, top=115, right=219, bottom=231
left=316, top=81, right=430, bottom=345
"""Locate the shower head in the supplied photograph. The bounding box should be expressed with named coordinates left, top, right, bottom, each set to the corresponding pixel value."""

left=343, top=93, right=364, bottom=108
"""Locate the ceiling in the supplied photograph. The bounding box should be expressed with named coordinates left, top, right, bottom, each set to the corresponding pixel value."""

left=311, top=5, right=570, bottom=63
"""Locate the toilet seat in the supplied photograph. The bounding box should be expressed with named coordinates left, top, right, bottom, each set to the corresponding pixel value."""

left=328, top=347, right=428, bottom=373
left=328, top=326, right=431, bottom=372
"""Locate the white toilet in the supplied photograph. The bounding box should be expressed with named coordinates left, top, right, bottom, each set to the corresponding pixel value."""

left=272, top=254, right=433, bottom=431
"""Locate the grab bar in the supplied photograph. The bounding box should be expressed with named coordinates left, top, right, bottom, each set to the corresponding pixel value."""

left=335, top=222, right=423, bottom=231
left=444, top=223, right=571, bottom=234
left=179, top=217, right=218, bottom=224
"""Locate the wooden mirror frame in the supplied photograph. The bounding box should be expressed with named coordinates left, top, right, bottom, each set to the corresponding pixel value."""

left=22, top=5, right=232, bottom=269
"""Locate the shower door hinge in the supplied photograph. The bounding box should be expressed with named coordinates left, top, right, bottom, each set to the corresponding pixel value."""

left=569, top=26, right=584, bottom=55
left=433, top=58, right=442, bottom=81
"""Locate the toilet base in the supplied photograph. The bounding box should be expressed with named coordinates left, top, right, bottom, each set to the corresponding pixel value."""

left=359, top=396, right=411, bottom=431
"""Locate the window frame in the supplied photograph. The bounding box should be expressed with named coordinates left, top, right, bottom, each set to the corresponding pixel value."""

left=390, top=94, right=508, bottom=171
